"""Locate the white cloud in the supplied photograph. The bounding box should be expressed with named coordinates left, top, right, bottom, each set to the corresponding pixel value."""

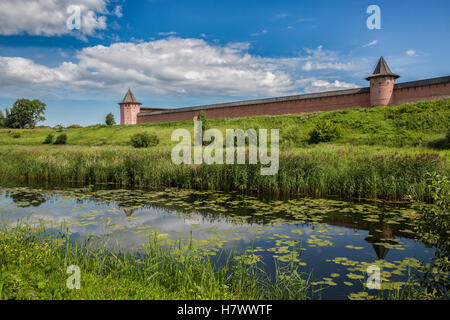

left=0, top=38, right=363, bottom=99
left=300, top=46, right=356, bottom=71
left=297, top=79, right=359, bottom=93
left=0, top=38, right=298, bottom=97
left=158, top=31, right=178, bottom=36
left=250, top=29, right=268, bottom=37
left=362, top=40, right=378, bottom=48
left=0, top=0, right=110, bottom=36
left=114, top=5, right=123, bottom=18
left=406, top=50, right=416, bottom=56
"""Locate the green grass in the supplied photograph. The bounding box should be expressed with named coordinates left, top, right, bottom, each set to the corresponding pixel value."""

left=0, top=223, right=311, bottom=300
left=1, top=98, right=449, bottom=148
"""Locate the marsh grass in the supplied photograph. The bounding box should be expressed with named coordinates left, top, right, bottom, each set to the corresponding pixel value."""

left=0, top=222, right=312, bottom=300
left=0, top=144, right=447, bottom=201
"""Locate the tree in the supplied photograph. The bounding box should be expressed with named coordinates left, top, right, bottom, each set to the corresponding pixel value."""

left=0, top=110, right=5, bottom=128
left=105, top=113, right=116, bottom=126
left=4, top=99, right=46, bottom=129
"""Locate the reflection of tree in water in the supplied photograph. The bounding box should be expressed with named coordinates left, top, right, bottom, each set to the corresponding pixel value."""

left=365, top=224, right=397, bottom=259
left=6, top=190, right=47, bottom=208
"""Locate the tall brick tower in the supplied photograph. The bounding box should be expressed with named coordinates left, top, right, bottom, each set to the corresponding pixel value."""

left=119, top=88, right=141, bottom=125
left=366, top=56, right=400, bottom=107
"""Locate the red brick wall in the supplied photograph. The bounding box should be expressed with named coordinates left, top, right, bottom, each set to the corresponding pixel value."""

left=136, top=80, right=449, bottom=124
left=137, top=92, right=371, bottom=124
left=394, top=81, right=450, bottom=105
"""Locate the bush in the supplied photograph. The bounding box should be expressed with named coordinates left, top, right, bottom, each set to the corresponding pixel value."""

left=67, top=124, right=83, bottom=129
left=308, top=120, right=342, bottom=144
left=43, top=134, right=54, bottom=144
left=427, top=127, right=450, bottom=150
left=10, top=131, right=22, bottom=139
left=54, top=133, right=67, bottom=145
left=130, top=132, right=159, bottom=148
left=281, top=126, right=304, bottom=148
left=56, top=125, right=64, bottom=132
left=105, top=113, right=116, bottom=126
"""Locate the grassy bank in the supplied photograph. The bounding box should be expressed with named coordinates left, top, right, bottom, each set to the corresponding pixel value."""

left=0, top=144, right=447, bottom=201
left=1, top=99, right=449, bottom=149
left=0, top=223, right=311, bottom=300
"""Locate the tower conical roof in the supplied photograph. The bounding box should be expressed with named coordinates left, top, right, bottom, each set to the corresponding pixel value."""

left=366, top=56, right=400, bottom=81
left=119, top=88, right=141, bottom=104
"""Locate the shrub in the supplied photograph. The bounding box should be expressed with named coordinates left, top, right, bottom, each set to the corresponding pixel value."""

left=43, top=133, right=54, bottom=144
left=54, top=133, right=67, bottom=145
left=427, top=127, right=450, bottom=150
left=105, top=113, right=116, bottom=126
left=10, top=131, right=22, bottom=139
left=67, top=124, right=83, bottom=129
left=308, top=120, right=342, bottom=144
left=281, top=126, right=304, bottom=148
left=130, top=132, right=159, bottom=148
left=56, top=125, right=64, bottom=132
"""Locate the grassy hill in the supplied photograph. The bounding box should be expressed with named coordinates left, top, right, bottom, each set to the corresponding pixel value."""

left=1, top=98, right=449, bottom=150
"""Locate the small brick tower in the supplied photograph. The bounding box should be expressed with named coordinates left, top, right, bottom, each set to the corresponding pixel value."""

left=119, top=88, right=141, bottom=125
left=367, top=56, right=400, bottom=107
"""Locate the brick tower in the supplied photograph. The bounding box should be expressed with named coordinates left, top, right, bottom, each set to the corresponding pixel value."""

left=119, top=88, right=141, bottom=125
left=367, top=56, right=400, bottom=107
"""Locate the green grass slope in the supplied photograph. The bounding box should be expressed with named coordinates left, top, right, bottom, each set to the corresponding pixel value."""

left=1, top=98, right=449, bottom=149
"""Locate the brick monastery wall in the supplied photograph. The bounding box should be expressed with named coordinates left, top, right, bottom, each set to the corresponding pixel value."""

left=136, top=76, right=450, bottom=124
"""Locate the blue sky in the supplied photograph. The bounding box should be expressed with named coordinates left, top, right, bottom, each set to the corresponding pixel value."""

left=0, top=0, right=449, bottom=126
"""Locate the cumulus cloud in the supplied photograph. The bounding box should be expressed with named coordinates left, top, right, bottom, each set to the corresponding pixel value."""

left=406, top=50, right=416, bottom=56
left=0, top=0, right=111, bottom=36
left=0, top=38, right=362, bottom=99
left=0, top=38, right=299, bottom=97
left=297, top=78, right=359, bottom=93
left=300, top=45, right=355, bottom=71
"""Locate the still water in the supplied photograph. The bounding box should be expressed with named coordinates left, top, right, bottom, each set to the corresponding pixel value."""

left=0, top=186, right=435, bottom=299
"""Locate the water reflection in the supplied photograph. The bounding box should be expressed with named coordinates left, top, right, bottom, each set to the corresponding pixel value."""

left=365, top=225, right=396, bottom=259
left=123, top=208, right=136, bottom=217
left=0, top=186, right=435, bottom=300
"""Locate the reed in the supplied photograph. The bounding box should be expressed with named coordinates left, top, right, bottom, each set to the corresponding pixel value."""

left=0, top=222, right=311, bottom=300
left=0, top=144, right=447, bottom=201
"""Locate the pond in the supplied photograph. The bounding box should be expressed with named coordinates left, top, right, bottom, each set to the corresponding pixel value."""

left=0, top=185, right=436, bottom=300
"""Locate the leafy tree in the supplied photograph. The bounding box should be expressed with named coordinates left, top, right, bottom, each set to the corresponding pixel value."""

left=0, top=110, right=5, bottom=128
left=4, top=99, right=46, bottom=129
left=105, top=113, right=116, bottom=126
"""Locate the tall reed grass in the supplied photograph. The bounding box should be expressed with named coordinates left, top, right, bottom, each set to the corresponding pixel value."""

left=0, top=145, right=447, bottom=201
left=0, top=222, right=311, bottom=300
